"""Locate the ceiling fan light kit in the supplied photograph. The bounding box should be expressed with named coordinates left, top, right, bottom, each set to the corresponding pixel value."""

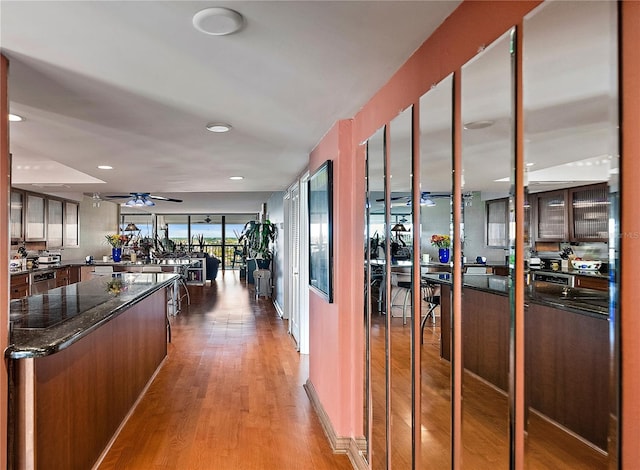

left=105, top=192, right=183, bottom=207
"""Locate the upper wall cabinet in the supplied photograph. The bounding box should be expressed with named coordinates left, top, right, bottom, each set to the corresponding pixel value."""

left=25, top=193, right=46, bottom=241
left=533, top=183, right=608, bottom=242
left=64, top=201, right=79, bottom=247
left=14, top=190, right=80, bottom=247
left=10, top=190, right=24, bottom=242
left=47, top=198, right=64, bottom=248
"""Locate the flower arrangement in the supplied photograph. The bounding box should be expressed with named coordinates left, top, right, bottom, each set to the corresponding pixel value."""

left=106, top=278, right=126, bottom=295
left=105, top=234, right=128, bottom=248
left=431, top=234, right=451, bottom=248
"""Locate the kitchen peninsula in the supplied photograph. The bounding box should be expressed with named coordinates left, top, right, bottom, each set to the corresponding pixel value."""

left=424, top=268, right=610, bottom=452
left=7, top=272, right=178, bottom=470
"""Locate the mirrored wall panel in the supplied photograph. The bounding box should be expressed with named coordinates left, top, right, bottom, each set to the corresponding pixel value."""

left=461, top=29, right=514, bottom=468
left=419, top=75, right=453, bottom=468
left=522, top=1, right=618, bottom=467
left=388, top=106, right=414, bottom=468
left=365, top=125, right=388, bottom=469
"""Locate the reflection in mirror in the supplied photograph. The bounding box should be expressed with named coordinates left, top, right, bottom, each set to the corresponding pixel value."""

left=461, top=29, right=514, bottom=468
left=388, top=106, right=414, bottom=468
left=418, top=74, right=453, bottom=468
left=366, top=125, right=388, bottom=469
left=523, top=1, right=618, bottom=468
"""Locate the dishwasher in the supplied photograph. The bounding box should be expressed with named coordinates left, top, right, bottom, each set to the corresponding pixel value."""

left=30, top=270, right=57, bottom=294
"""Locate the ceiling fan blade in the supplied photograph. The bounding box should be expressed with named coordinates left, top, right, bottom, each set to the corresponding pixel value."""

left=376, top=195, right=408, bottom=202
left=147, top=195, right=183, bottom=203
left=104, top=195, right=132, bottom=199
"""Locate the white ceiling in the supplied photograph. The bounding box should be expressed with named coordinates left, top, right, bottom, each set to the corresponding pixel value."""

left=1, top=0, right=461, bottom=214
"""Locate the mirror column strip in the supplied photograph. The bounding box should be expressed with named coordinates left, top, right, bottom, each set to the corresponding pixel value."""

left=411, top=103, right=421, bottom=470
left=452, top=70, right=463, bottom=470
left=512, top=22, right=526, bottom=469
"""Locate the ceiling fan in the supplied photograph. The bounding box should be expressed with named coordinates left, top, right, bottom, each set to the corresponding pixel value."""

left=194, top=215, right=213, bottom=224
left=104, top=192, right=183, bottom=207
left=376, top=192, right=450, bottom=206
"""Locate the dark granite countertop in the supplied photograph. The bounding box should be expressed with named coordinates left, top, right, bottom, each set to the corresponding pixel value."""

left=7, top=272, right=178, bottom=359
left=529, top=266, right=609, bottom=280
left=9, top=258, right=197, bottom=276
left=422, top=273, right=608, bottom=317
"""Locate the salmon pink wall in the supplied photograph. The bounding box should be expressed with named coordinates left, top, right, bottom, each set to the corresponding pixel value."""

left=308, top=0, right=544, bottom=442
left=308, top=0, right=640, bottom=459
left=308, top=119, right=365, bottom=437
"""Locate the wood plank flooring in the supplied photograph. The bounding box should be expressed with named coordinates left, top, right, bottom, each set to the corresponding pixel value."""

left=97, top=272, right=353, bottom=470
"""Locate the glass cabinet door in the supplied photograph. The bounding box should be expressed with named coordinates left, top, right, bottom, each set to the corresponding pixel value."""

left=570, top=184, right=608, bottom=241
left=25, top=193, right=46, bottom=241
left=534, top=190, right=567, bottom=241
left=64, top=201, right=79, bottom=247
left=47, top=199, right=63, bottom=248
left=10, top=190, right=24, bottom=241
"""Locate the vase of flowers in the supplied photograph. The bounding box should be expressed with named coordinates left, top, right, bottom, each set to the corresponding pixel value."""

left=105, top=234, right=128, bottom=262
left=431, top=234, right=451, bottom=263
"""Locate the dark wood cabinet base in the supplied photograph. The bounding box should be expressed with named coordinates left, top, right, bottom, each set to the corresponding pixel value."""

left=10, top=290, right=167, bottom=470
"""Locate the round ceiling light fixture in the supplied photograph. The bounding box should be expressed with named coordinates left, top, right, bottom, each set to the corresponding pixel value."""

left=193, top=7, right=244, bottom=36
left=463, top=120, right=495, bottom=130
left=9, top=113, right=24, bottom=122
left=206, top=122, right=232, bottom=133
left=229, top=176, right=244, bottom=180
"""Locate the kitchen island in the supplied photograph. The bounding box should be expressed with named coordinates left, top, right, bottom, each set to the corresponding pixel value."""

left=423, top=271, right=610, bottom=451
left=7, top=273, right=178, bottom=470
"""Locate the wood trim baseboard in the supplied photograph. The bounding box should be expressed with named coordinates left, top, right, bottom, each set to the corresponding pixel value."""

left=304, top=379, right=369, bottom=470
left=303, top=379, right=350, bottom=453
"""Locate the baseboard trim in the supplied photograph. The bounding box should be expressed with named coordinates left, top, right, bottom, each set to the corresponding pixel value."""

left=303, top=379, right=369, bottom=470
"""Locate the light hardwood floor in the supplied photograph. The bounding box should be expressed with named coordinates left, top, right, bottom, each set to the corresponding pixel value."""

left=98, top=272, right=353, bottom=470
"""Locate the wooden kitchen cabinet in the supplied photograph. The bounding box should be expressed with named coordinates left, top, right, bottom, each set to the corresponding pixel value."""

left=569, top=184, right=609, bottom=241
left=10, top=190, right=24, bottom=242
left=56, top=267, right=70, bottom=287
left=533, top=183, right=608, bottom=242
left=533, top=190, right=568, bottom=241
left=47, top=198, right=64, bottom=248
left=574, top=274, right=608, bottom=292
left=25, top=193, right=46, bottom=241
left=525, top=302, right=609, bottom=450
left=64, top=201, right=79, bottom=247
left=10, top=274, right=30, bottom=300
left=69, top=266, right=81, bottom=284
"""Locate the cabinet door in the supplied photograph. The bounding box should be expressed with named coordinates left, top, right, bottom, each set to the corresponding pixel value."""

left=570, top=184, right=608, bottom=241
left=56, top=267, right=69, bottom=287
left=47, top=199, right=64, bottom=248
left=64, top=202, right=79, bottom=247
left=25, top=193, right=46, bottom=241
left=10, top=274, right=30, bottom=300
left=11, top=190, right=24, bottom=241
left=534, top=190, right=568, bottom=241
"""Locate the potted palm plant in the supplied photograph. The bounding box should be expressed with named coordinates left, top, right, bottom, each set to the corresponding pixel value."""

left=239, top=220, right=277, bottom=269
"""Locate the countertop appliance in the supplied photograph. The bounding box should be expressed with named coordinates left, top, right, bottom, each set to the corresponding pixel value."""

left=38, top=254, right=61, bottom=265
left=531, top=271, right=575, bottom=288
left=30, top=270, right=56, bottom=294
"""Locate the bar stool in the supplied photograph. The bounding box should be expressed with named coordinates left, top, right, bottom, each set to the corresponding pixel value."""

left=390, top=273, right=413, bottom=325
left=420, top=282, right=440, bottom=344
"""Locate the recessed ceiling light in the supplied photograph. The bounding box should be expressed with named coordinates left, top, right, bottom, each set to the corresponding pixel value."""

left=229, top=176, right=244, bottom=180
left=526, top=162, right=535, bottom=167
left=206, top=122, right=232, bottom=133
left=463, top=120, right=495, bottom=130
left=8, top=113, right=24, bottom=122
left=193, top=7, right=244, bottom=36
left=97, top=165, right=113, bottom=170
